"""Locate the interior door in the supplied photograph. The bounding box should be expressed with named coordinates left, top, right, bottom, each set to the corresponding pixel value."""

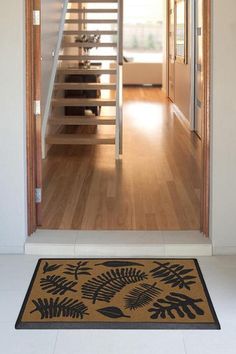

left=195, top=0, right=203, bottom=138
left=168, top=0, right=175, bottom=101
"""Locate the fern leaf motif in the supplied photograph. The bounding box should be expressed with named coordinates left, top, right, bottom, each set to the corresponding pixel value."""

left=97, top=307, right=130, bottom=319
left=43, top=262, right=62, bottom=274
left=63, top=261, right=92, bottom=280
left=95, top=261, right=144, bottom=268
left=150, top=262, right=196, bottom=290
left=82, top=268, right=148, bottom=304
left=124, top=282, right=162, bottom=310
left=148, top=292, right=204, bottom=320
left=30, top=297, right=88, bottom=320
left=40, top=275, right=77, bottom=295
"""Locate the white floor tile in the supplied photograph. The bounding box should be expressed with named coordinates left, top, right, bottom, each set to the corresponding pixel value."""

left=54, top=330, right=186, bottom=354
left=0, top=322, right=57, bottom=354
left=198, top=266, right=236, bottom=321
left=163, top=231, right=209, bottom=244
left=1, top=255, right=236, bottom=354
left=25, top=231, right=78, bottom=256
left=212, top=255, right=236, bottom=268
left=30, top=230, right=78, bottom=243
left=0, top=291, right=25, bottom=323
left=183, top=325, right=236, bottom=354
left=76, top=231, right=164, bottom=245
left=0, top=256, right=38, bottom=291
left=75, top=231, right=165, bottom=257
left=25, top=230, right=212, bottom=257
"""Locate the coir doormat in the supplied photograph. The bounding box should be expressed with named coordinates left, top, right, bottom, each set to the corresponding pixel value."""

left=15, top=258, right=220, bottom=330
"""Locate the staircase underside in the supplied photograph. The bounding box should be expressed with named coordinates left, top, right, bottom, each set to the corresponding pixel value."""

left=46, top=0, right=121, bottom=151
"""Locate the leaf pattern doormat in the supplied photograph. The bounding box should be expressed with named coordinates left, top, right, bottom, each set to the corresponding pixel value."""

left=15, top=258, right=220, bottom=330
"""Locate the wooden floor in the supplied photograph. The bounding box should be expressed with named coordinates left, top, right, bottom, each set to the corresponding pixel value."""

left=41, top=88, right=201, bottom=230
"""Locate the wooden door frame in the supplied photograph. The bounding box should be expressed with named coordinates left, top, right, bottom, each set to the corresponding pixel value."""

left=166, top=0, right=211, bottom=236
left=26, top=0, right=42, bottom=235
left=26, top=0, right=36, bottom=235
left=200, top=0, right=211, bottom=236
left=26, top=0, right=211, bottom=236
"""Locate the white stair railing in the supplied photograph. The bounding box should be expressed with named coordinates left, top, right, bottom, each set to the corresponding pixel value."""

left=42, top=0, right=69, bottom=158
left=115, top=0, right=123, bottom=159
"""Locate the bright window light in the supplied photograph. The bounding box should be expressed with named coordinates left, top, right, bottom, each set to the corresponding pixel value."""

left=124, top=0, right=164, bottom=63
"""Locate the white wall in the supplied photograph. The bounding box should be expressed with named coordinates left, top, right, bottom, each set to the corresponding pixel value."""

left=0, top=0, right=26, bottom=253
left=123, top=63, right=162, bottom=85
left=41, top=0, right=64, bottom=118
left=211, top=0, right=236, bottom=253
left=0, top=0, right=236, bottom=254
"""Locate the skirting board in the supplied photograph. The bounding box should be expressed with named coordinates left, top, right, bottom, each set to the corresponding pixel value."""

left=213, top=246, right=236, bottom=256
left=173, top=104, right=191, bottom=131
left=0, top=246, right=24, bottom=254
left=25, top=231, right=212, bottom=257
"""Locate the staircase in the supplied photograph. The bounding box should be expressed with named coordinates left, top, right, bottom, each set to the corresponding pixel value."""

left=45, top=0, right=123, bottom=159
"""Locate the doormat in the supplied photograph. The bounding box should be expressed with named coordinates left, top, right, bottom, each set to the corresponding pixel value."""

left=15, top=258, right=220, bottom=330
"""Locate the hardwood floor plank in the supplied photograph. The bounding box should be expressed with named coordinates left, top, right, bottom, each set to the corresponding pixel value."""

left=41, top=88, right=201, bottom=230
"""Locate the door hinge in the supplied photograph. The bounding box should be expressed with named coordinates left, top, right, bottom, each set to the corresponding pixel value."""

left=196, top=63, right=202, bottom=72
left=33, top=10, right=41, bottom=26
left=33, top=100, right=41, bottom=117
left=35, top=188, right=42, bottom=204
left=197, top=99, right=202, bottom=109
left=197, top=27, right=202, bottom=36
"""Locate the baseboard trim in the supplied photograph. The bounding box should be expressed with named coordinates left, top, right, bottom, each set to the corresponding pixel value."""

left=0, top=246, right=24, bottom=254
left=213, top=246, right=236, bottom=256
left=173, top=104, right=191, bottom=131
left=123, top=84, right=162, bottom=88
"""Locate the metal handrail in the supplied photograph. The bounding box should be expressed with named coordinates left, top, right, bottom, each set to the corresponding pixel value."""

left=118, top=0, right=123, bottom=66
left=116, top=0, right=123, bottom=159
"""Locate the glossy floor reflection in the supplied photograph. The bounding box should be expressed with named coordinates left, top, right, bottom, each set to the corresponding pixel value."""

left=41, top=87, right=201, bottom=230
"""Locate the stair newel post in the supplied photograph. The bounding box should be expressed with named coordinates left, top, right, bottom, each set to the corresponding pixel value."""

left=116, top=0, right=123, bottom=159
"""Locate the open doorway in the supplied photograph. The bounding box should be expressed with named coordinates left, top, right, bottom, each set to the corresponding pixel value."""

left=26, top=0, right=211, bottom=236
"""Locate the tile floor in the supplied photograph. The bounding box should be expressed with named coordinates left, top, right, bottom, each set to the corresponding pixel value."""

left=0, top=255, right=235, bottom=354
left=25, top=230, right=212, bottom=257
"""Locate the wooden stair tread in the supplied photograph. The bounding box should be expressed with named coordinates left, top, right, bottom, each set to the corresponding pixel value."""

left=69, top=0, right=117, bottom=2
left=57, top=68, right=116, bottom=75
left=59, top=55, right=117, bottom=61
left=46, top=134, right=115, bottom=145
left=52, top=98, right=116, bottom=107
left=63, top=30, right=117, bottom=35
left=48, top=116, right=116, bottom=125
left=65, top=19, right=117, bottom=24
left=62, top=42, right=117, bottom=48
left=67, top=9, right=118, bottom=13
left=54, top=83, right=116, bottom=90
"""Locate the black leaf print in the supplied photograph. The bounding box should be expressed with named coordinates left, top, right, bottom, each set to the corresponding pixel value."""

left=82, top=268, right=148, bottom=304
left=96, top=261, right=144, bottom=267
left=124, top=282, right=162, bottom=310
left=150, top=261, right=196, bottom=290
left=63, top=261, right=92, bottom=280
left=40, top=275, right=77, bottom=295
left=30, top=297, right=88, bottom=320
left=97, top=307, right=130, bottom=319
left=148, top=292, right=204, bottom=320
left=43, top=262, right=62, bottom=274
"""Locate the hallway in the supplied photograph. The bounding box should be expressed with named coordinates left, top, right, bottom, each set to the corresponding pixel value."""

left=41, top=87, right=201, bottom=230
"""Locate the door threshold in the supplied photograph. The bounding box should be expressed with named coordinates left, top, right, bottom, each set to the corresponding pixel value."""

left=25, top=230, right=212, bottom=257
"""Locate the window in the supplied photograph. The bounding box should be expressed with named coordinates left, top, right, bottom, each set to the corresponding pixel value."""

left=175, top=0, right=188, bottom=64
left=123, top=0, right=164, bottom=63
